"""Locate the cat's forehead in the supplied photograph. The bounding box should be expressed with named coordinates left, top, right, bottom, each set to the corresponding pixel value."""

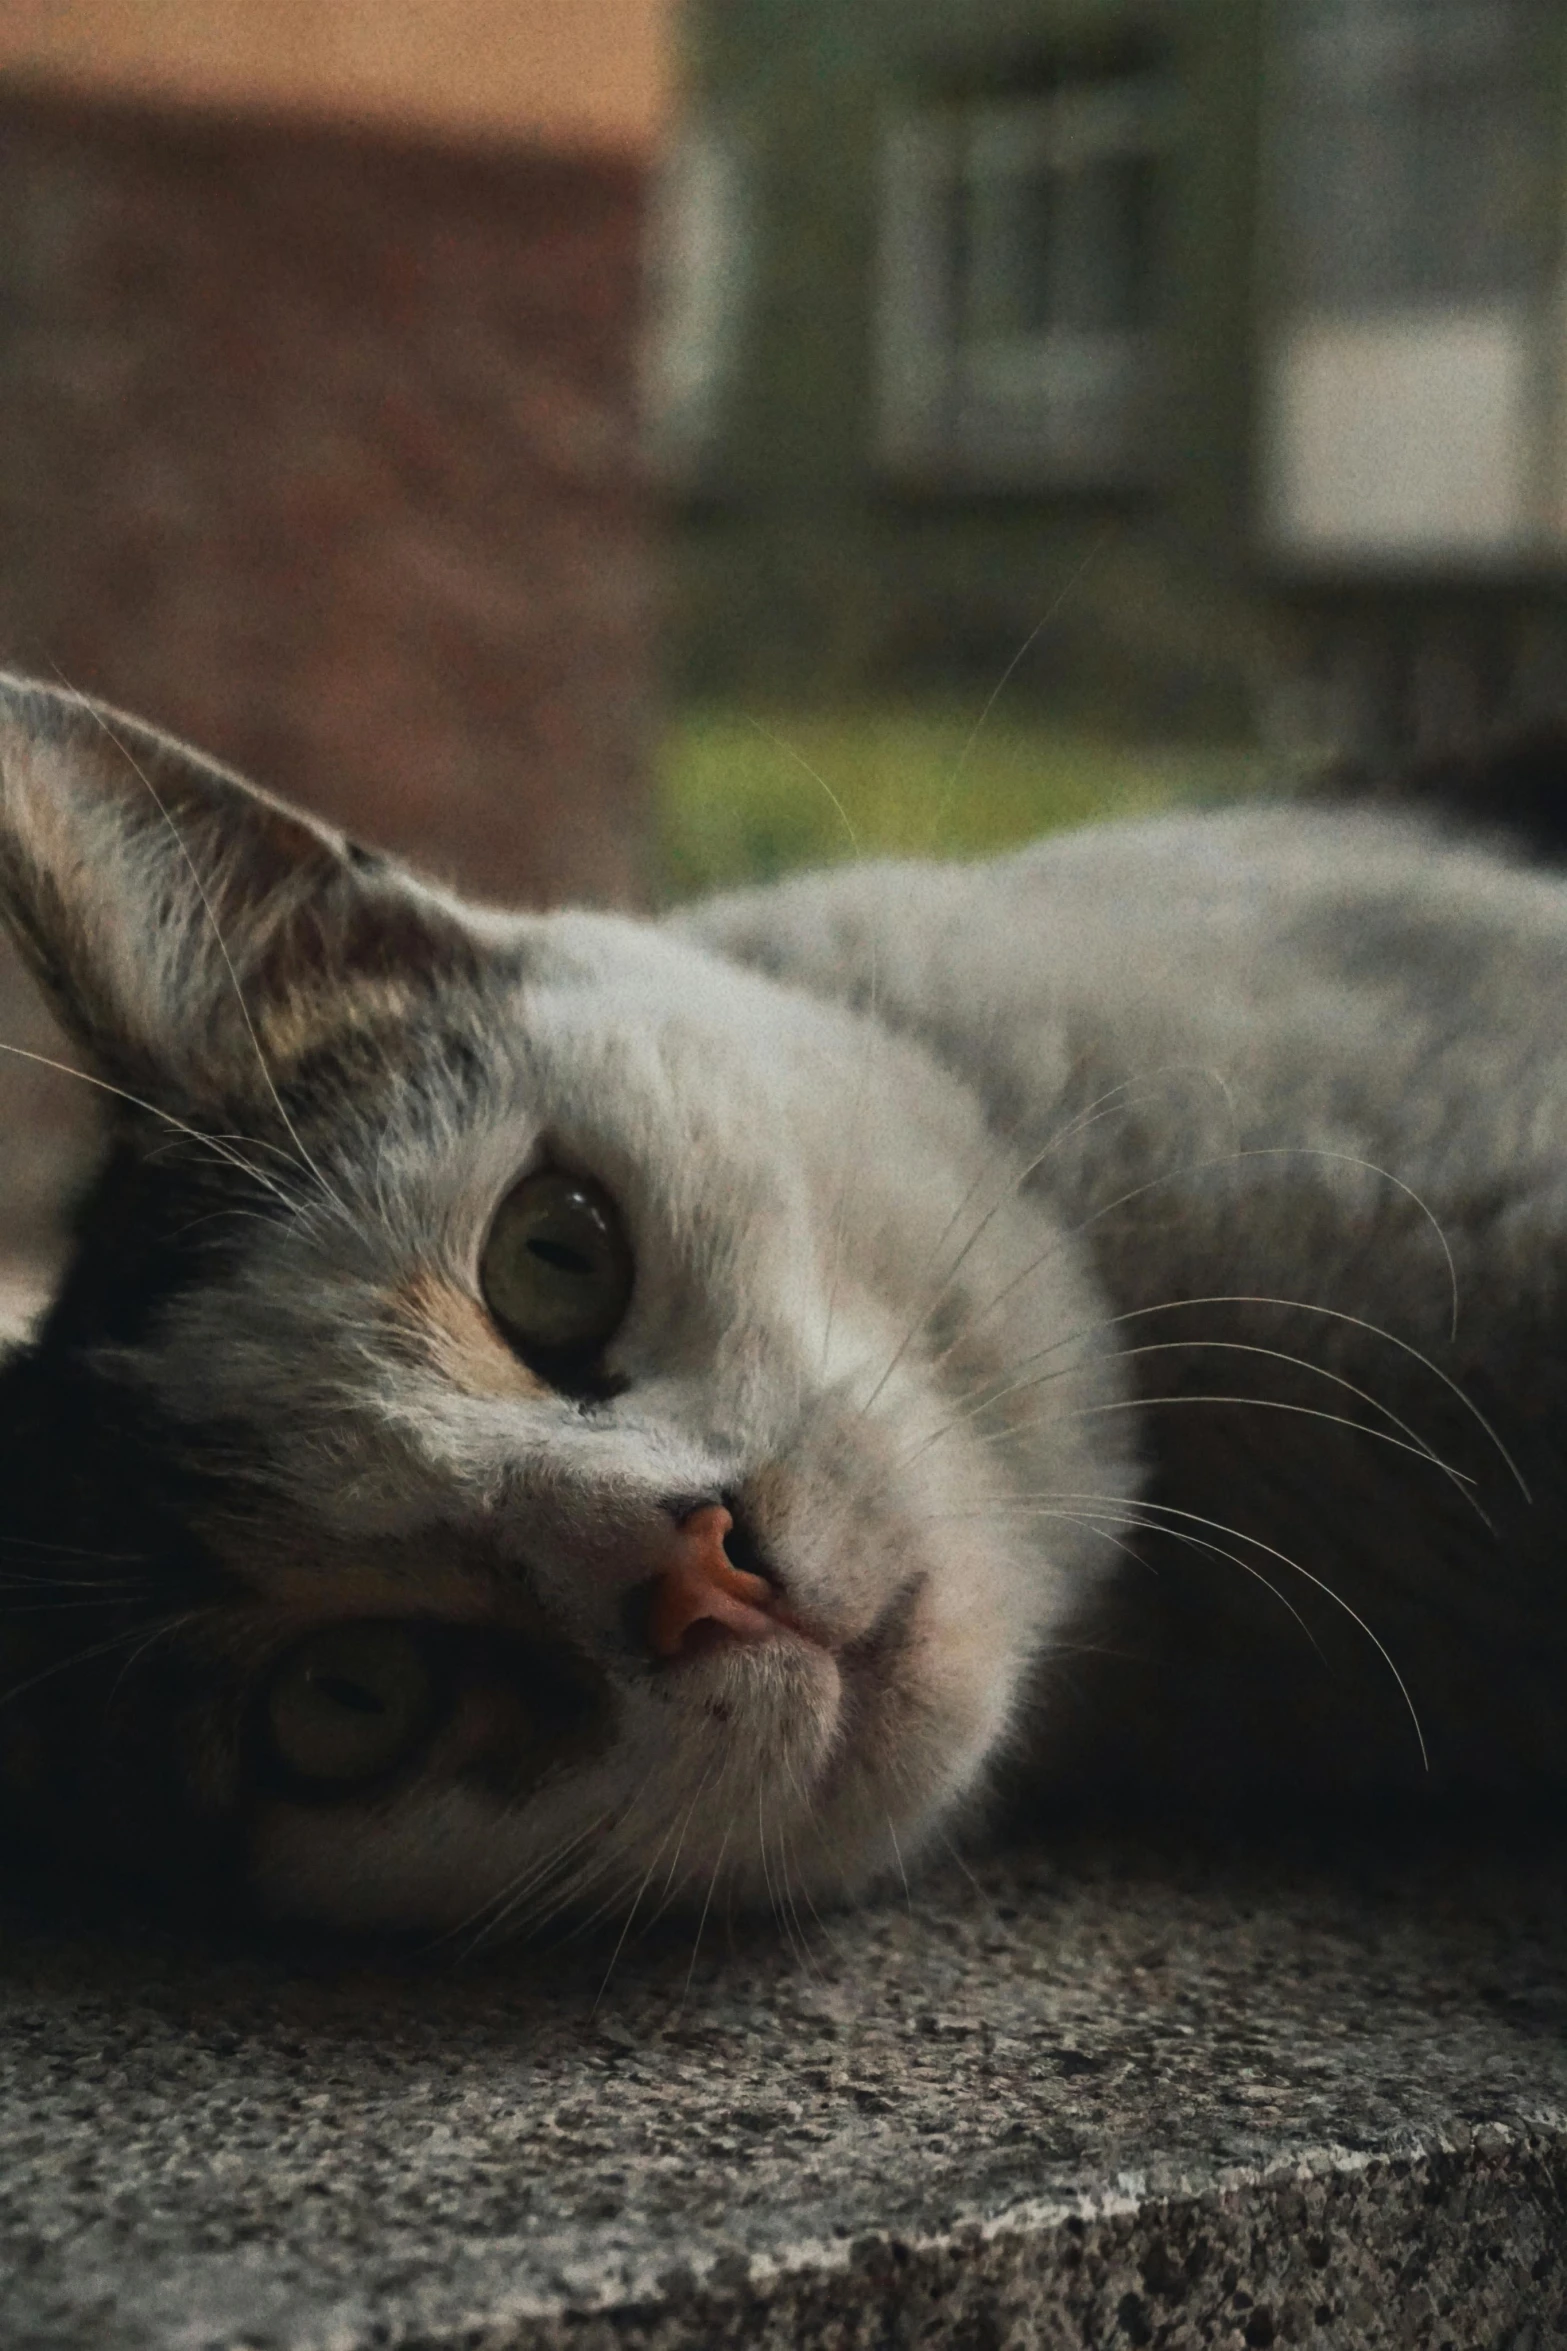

left=205, top=906, right=818, bottom=1212
left=515, top=909, right=829, bottom=1072
left=418, top=911, right=873, bottom=1216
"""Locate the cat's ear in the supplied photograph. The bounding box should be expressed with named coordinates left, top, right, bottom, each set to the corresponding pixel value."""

left=0, top=674, right=480, bottom=1106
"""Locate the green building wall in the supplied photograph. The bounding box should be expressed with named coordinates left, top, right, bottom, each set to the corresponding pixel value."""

left=670, top=0, right=1267, bottom=737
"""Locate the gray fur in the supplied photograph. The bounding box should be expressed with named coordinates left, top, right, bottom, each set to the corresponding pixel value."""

left=0, top=676, right=1562, bottom=1937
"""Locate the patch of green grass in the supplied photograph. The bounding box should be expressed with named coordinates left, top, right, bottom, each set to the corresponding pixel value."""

left=658, top=705, right=1262, bottom=900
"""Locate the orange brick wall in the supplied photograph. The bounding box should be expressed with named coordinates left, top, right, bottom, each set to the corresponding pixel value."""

left=0, top=0, right=671, bottom=155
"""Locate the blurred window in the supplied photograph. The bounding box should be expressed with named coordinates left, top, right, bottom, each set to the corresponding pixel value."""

left=1278, top=0, right=1541, bottom=313
left=642, top=123, right=750, bottom=483
left=1263, top=0, right=1561, bottom=565
left=877, top=81, right=1169, bottom=489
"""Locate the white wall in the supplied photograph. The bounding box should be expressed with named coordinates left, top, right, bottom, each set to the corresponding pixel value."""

left=1264, top=308, right=1540, bottom=563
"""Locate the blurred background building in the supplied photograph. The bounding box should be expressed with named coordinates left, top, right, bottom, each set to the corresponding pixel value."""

left=2, top=0, right=1566, bottom=1275
left=1264, top=0, right=1567, bottom=762
left=661, top=0, right=1567, bottom=761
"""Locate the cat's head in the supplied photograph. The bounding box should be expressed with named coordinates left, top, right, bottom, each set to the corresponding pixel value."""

left=0, top=678, right=1126, bottom=1936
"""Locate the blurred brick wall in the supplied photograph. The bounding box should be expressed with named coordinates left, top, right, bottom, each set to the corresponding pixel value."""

left=0, top=92, right=659, bottom=1263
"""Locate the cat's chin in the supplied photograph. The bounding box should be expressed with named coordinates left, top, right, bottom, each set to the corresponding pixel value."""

left=244, top=1566, right=1013, bottom=1937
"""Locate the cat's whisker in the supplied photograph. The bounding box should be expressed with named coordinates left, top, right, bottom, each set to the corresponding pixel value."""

left=739, top=718, right=874, bottom=1382
left=1002, top=1496, right=1428, bottom=1764
left=676, top=1815, right=735, bottom=2018
left=0, top=1608, right=199, bottom=1713
left=761, top=1775, right=829, bottom=1974
left=775, top=1799, right=849, bottom=1964
left=850, top=1064, right=1074, bottom=1418
left=933, top=1828, right=1017, bottom=1942
left=538, top=1779, right=723, bottom=1954
left=945, top=1144, right=1460, bottom=1376
left=775, top=1838, right=818, bottom=1977
left=592, top=1816, right=686, bottom=2008
left=753, top=1781, right=788, bottom=1960
left=1020, top=1503, right=1325, bottom=1661
left=858, top=1063, right=1242, bottom=1422
left=0, top=1537, right=146, bottom=1563
left=506, top=1823, right=619, bottom=1938
left=510, top=1868, right=618, bottom=1953
left=931, top=1506, right=1158, bottom=1585
left=499, top=1830, right=634, bottom=1948
left=1213, top=1150, right=1460, bottom=1343
left=784, top=1076, right=1240, bottom=1457
left=924, top=1335, right=1487, bottom=1528
left=560, top=1836, right=677, bottom=1953
left=884, top=1327, right=1482, bottom=1531
left=0, top=1037, right=298, bottom=1209
left=207, top=1130, right=321, bottom=1166
left=1064, top=1392, right=1472, bottom=1491
left=497, top=1848, right=619, bottom=1949
left=744, top=1777, right=811, bottom=1973
left=104, top=1610, right=203, bottom=1705
left=885, top=1812, right=914, bottom=1916
left=775, top=1826, right=829, bottom=1979
left=169, top=1208, right=288, bottom=1245
left=146, top=1129, right=306, bottom=1178
left=925, top=529, right=1118, bottom=849
left=0, top=1588, right=160, bottom=1612
left=922, top=1290, right=1525, bottom=1502
left=440, top=1812, right=611, bottom=1958
left=758, top=1819, right=794, bottom=1965
left=642, top=1766, right=717, bottom=1933
left=935, top=1387, right=1476, bottom=1508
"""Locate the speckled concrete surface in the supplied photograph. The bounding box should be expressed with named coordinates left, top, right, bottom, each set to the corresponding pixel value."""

left=1, top=1830, right=1564, bottom=2350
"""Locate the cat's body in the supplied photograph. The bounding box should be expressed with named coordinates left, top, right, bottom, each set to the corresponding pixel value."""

left=694, top=820, right=1567, bottom=1800
left=0, top=675, right=1562, bottom=1937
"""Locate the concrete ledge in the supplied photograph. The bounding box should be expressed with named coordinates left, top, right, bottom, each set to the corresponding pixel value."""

left=1, top=1831, right=1563, bottom=2349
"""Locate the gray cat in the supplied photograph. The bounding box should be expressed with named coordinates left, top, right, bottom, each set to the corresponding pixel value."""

left=0, top=674, right=1560, bottom=1938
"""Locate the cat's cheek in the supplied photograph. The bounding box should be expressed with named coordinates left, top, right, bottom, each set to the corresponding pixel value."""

left=242, top=1649, right=848, bottom=1934
left=246, top=1784, right=532, bottom=1932
left=911, top=1538, right=1051, bottom=1754
left=802, top=1539, right=1050, bottom=1891
left=898, top=1598, right=1029, bottom=1822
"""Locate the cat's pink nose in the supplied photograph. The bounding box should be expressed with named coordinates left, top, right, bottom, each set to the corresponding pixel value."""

left=646, top=1504, right=778, bottom=1660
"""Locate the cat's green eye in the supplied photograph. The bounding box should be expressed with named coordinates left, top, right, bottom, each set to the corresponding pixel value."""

left=480, top=1170, right=633, bottom=1370
left=267, top=1624, right=434, bottom=1786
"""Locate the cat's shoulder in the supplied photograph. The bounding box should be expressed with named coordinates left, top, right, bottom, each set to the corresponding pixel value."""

left=679, top=800, right=1567, bottom=998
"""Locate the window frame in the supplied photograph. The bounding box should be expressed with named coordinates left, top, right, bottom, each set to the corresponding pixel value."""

left=641, top=121, right=751, bottom=488
left=875, top=78, right=1172, bottom=492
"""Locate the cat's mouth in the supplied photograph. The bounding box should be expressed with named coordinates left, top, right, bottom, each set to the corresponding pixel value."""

left=664, top=1565, right=925, bottom=1732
